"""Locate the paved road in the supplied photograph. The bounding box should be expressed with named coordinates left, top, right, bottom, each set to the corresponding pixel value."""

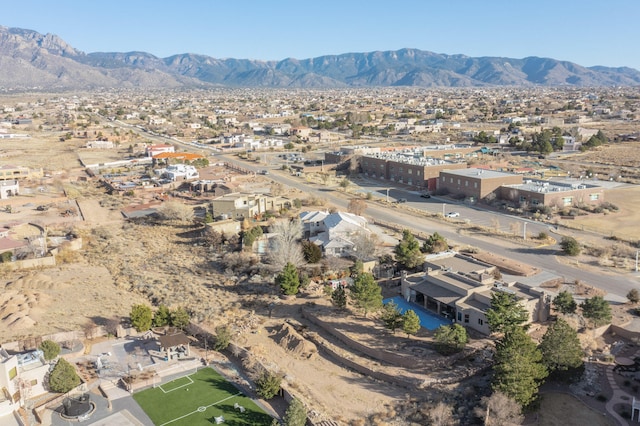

left=217, top=154, right=638, bottom=302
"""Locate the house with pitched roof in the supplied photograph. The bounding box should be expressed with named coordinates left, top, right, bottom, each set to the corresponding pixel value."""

left=300, top=211, right=370, bottom=257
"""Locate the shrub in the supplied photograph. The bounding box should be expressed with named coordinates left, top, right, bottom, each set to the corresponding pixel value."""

left=560, top=236, right=581, bottom=256
left=628, top=289, right=640, bottom=304
left=0, top=251, right=13, bottom=263
left=213, top=326, right=232, bottom=351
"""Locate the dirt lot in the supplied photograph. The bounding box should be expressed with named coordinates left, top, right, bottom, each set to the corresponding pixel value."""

left=567, top=185, right=640, bottom=241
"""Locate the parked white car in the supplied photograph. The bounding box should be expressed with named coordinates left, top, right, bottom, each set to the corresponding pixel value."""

left=445, top=212, right=460, bottom=218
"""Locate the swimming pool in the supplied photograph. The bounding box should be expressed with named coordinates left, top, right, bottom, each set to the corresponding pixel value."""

left=383, top=296, right=452, bottom=330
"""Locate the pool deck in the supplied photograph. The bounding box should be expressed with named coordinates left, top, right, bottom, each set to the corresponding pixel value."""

left=383, top=296, right=452, bottom=330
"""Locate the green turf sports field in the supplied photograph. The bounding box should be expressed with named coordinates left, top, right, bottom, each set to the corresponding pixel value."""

left=133, top=367, right=273, bottom=426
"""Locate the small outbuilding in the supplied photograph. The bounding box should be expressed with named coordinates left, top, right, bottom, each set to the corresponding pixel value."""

left=158, top=332, right=191, bottom=361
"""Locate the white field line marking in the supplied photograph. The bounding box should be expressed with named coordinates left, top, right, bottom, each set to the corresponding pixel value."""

left=159, top=392, right=242, bottom=426
left=158, top=375, right=194, bottom=394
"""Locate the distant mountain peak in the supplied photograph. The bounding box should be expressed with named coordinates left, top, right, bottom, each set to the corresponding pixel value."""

left=0, top=26, right=638, bottom=91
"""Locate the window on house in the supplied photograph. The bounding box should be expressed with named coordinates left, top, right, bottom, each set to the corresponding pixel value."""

left=465, top=180, right=468, bottom=187
left=30, top=379, right=38, bottom=386
left=464, top=314, right=469, bottom=323
left=562, top=196, right=573, bottom=206
left=474, top=182, right=478, bottom=188
left=457, top=312, right=462, bottom=321
left=590, top=194, right=599, bottom=201
left=408, top=169, right=412, bottom=174
left=8, top=366, right=17, bottom=380
left=450, top=178, right=453, bottom=183
left=478, top=318, right=484, bottom=326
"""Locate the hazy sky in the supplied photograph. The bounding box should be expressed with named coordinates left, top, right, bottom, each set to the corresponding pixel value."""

left=3, top=0, right=639, bottom=70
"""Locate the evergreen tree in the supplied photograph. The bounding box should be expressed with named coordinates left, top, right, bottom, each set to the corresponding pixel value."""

left=627, top=288, right=640, bottom=304
left=539, top=318, right=584, bottom=374
left=283, top=398, right=307, bottom=426
left=486, top=291, right=529, bottom=334
left=152, top=304, right=171, bottom=327
left=394, top=229, right=424, bottom=270
left=130, top=304, right=153, bottom=332
left=402, top=310, right=421, bottom=338
left=48, top=358, right=81, bottom=393
left=552, top=291, right=577, bottom=315
left=492, top=327, right=548, bottom=407
left=302, top=240, right=322, bottom=263
left=331, top=285, right=347, bottom=309
left=39, top=340, right=60, bottom=361
left=276, top=262, right=301, bottom=296
left=433, top=324, right=468, bottom=355
left=349, top=272, right=382, bottom=317
left=581, top=296, right=612, bottom=327
left=381, top=301, right=403, bottom=333
left=170, top=307, right=191, bottom=329
left=256, top=370, right=282, bottom=399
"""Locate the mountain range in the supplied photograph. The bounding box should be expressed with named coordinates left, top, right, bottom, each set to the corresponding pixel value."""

left=1, top=26, right=639, bottom=91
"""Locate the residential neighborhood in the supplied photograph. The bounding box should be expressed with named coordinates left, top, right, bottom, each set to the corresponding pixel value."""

left=0, top=84, right=639, bottom=426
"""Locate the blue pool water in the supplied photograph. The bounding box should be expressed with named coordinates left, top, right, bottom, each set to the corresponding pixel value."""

left=383, top=296, right=452, bottom=330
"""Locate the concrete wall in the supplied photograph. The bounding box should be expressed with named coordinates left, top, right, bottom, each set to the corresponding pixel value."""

left=301, top=308, right=417, bottom=368
left=4, top=255, right=56, bottom=271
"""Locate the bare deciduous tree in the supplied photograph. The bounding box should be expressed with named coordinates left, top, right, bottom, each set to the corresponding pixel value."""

left=267, top=218, right=305, bottom=270
left=474, top=391, right=523, bottom=426
left=270, top=182, right=284, bottom=196
left=157, top=200, right=194, bottom=222
left=428, top=401, right=455, bottom=426
left=348, top=198, right=367, bottom=216
left=350, top=231, right=377, bottom=260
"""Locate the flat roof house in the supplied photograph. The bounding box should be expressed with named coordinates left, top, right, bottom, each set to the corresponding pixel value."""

left=400, top=252, right=550, bottom=335
left=438, top=168, right=522, bottom=200
left=500, top=179, right=605, bottom=208
left=0, top=348, right=49, bottom=417
left=211, top=193, right=291, bottom=220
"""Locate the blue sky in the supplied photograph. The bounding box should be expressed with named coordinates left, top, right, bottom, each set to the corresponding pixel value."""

left=3, top=0, right=639, bottom=70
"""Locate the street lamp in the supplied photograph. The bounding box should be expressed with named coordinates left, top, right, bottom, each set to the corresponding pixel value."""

left=442, top=203, right=446, bottom=216
left=386, top=188, right=390, bottom=203
left=523, top=222, right=527, bottom=240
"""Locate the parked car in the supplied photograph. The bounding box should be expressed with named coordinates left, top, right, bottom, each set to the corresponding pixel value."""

left=445, top=212, right=460, bottom=218
left=396, top=198, right=407, bottom=203
left=420, top=193, right=431, bottom=199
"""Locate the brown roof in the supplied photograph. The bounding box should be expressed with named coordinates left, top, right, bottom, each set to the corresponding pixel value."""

left=0, top=237, right=27, bottom=252
left=158, top=332, right=191, bottom=349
